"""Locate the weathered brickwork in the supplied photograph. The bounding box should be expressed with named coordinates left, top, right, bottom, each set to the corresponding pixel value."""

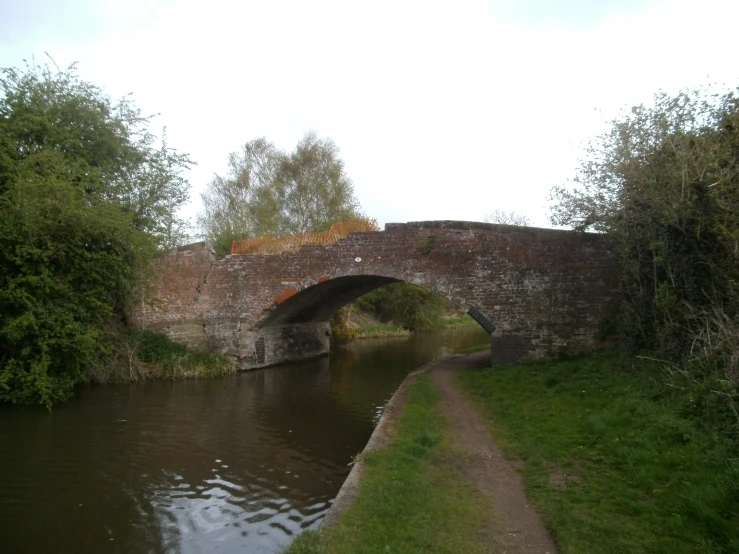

left=130, top=221, right=621, bottom=369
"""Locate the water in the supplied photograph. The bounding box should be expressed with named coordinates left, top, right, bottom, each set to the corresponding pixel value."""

left=0, top=327, right=488, bottom=554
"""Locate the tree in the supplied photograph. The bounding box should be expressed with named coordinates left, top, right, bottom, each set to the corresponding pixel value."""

left=484, top=209, right=531, bottom=226
left=0, top=59, right=193, bottom=407
left=550, top=87, right=739, bottom=362
left=198, top=132, right=360, bottom=256
left=197, top=138, right=279, bottom=257
left=263, top=132, right=359, bottom=234
left=0, top=59, right=192, bottom=248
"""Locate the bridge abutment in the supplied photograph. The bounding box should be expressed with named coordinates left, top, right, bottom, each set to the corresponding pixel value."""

left=225, top=322, right=331, bottom=370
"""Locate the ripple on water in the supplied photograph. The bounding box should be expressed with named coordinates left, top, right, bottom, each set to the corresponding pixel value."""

left=0, top=326, right=491, bottom=553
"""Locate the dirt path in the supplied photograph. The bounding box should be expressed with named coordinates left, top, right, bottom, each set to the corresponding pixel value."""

left=431, top=353, right=558, bottom=554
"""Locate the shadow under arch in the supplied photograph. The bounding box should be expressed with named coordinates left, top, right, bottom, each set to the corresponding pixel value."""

left=255, top=274, right=495, bottom=334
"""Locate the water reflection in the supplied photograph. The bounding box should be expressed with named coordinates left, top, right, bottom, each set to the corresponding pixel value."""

left=0, top=326, right=488, bottom=553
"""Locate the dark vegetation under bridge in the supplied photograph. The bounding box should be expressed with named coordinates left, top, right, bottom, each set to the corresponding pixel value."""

left=131, top=221, right=620, bottom=369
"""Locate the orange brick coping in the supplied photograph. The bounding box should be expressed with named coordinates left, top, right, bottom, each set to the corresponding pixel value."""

left=230, top=219, right=379, bottom=256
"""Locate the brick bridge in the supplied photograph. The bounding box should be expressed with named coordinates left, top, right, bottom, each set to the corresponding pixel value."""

left=131, top=221, right=620, bottom=369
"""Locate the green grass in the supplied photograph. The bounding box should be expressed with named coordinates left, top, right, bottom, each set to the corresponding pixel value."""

left=285, top=373, right=498, bottom=554
left=351, top=313, right=477, bottom=338
left=83, top=329, right=233, bottom=384
left=457, top=351, right=739, bottom=554
left=443, top=314, right=479, bottom=328
left=353, top=322, right=410, bottom=337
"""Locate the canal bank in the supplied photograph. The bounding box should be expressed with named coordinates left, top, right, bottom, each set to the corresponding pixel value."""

left=0, top=326, right=490, bottom=554
left=286, top=352, right=556, bottom=554
left=290, top=350, right=739, bottom=554
left=318, top=357, right=439, bottom=529
left=349, top=313, right=481, bottom=340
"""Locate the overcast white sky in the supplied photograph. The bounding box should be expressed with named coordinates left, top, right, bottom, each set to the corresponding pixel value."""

left=2, top=0, right=738, bottom=230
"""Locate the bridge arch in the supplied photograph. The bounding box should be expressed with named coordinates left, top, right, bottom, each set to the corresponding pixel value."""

left=254, top=272, right=488, bottom=331
left=237, top=270, right=495, bottom=368
left=257, top=274, right=399, bottom=327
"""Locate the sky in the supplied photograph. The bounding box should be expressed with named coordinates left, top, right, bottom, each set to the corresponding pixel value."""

left=1, top=0, right=738, bottom=230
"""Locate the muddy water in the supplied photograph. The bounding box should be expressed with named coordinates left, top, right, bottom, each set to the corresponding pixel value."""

left=0, top=326, right=488, bottom=554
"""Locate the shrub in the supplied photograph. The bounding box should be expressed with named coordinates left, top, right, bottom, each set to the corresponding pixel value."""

left=355, top=282, right=447, bottom=332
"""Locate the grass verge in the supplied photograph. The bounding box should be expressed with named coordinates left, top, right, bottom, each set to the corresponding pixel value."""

left=83, top=328, right=233, bottom=384
left=285, top=373, right=497, bottom=554
left=458, top=350, right=739, bottom=554
left=353, top=322, right=410, bottom=338
left=443, top=313, right=479, bottom=328
left=352, top=314, right=479, bottom=339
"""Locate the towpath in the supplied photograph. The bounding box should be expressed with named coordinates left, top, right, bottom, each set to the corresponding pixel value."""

left=431, top=353, right=558, bottom=554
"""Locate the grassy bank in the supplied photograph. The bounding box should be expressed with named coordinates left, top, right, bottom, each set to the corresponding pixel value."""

left=353, top=321, right=411, bottom=338
left=83, top=329, right=233, bottom=384
left=442, top=313, right=478, bottom=328
left=458, top=351, right=739, bottom=553
left=286, top=373, right=496, bottom=554
left=350, top=312, right=478, bottom=339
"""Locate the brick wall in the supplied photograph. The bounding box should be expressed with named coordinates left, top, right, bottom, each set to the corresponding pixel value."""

left=130, top=221, right=621, bottom=369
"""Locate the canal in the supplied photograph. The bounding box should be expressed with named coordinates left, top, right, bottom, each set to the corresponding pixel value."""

left=0, top=326, right=488, bottom=554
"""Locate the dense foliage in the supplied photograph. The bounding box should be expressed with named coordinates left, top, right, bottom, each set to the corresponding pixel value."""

left=198, top=133, right=361, bottom=257
left=0, top=61, right=192, bottom=407
left=551, top=88, right=739, bottom=378
left=355, top=282, right=449, bottom=332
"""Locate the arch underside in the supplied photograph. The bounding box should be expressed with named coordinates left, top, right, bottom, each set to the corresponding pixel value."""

left=257, top=274, right=494, bottom=333
left=221, top=274, right=496, bottom=370
left=260, top=275, right=400, bottom=326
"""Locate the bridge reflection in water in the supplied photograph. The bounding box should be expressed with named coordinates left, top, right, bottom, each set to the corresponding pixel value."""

left=0, top=326, right=489, bottom=554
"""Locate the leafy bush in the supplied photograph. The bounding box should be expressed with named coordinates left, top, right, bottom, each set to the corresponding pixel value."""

left=550, top=87, right=739, bottom=375
left=0, top=60, right=191, bottom=407
left=330, top=305, right=357, bottom=346
left=355, top=282, right=448, bottom=332
left=0, top=165, right=149, bottom=406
